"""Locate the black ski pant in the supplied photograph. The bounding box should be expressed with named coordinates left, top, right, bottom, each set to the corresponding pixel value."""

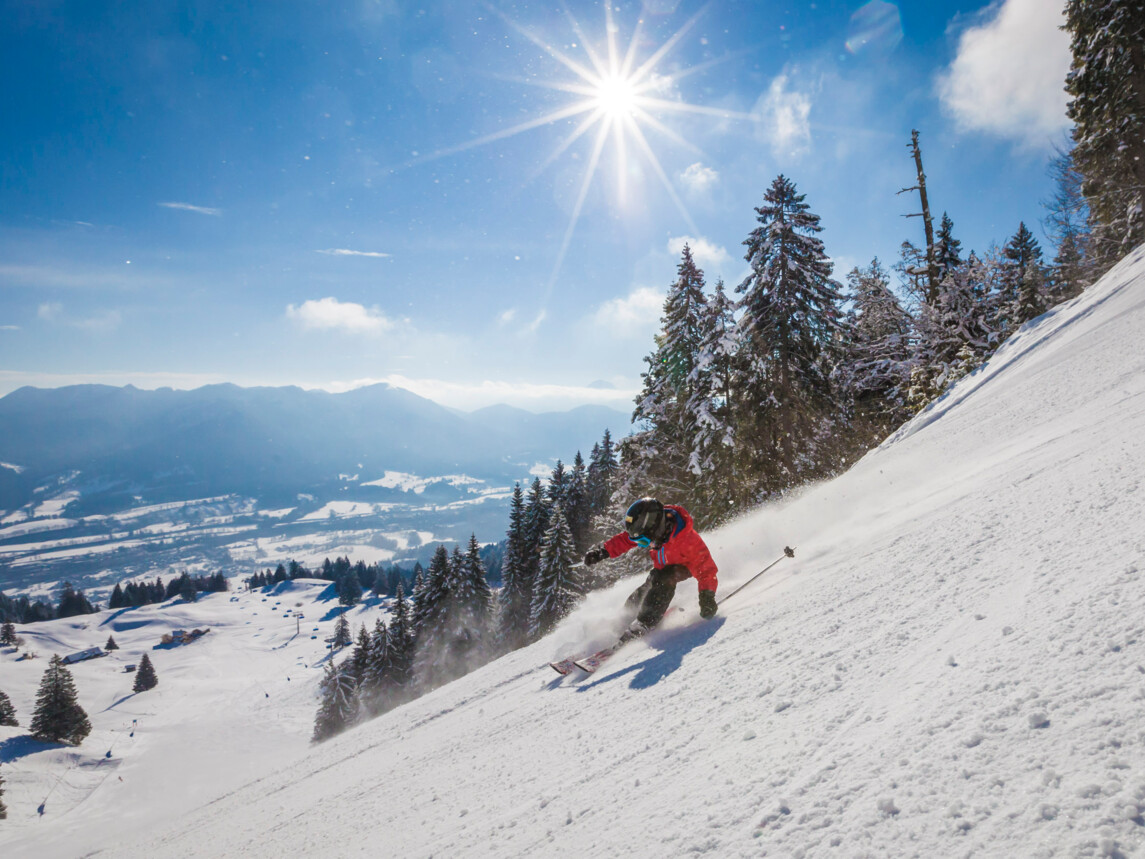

left=625, top=564, right=691, bottom=628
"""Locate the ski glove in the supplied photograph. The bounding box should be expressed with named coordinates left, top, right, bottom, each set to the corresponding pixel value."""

left=699, top=589, right=718, bottom=619
left=583, top=547, right=609, bottom=567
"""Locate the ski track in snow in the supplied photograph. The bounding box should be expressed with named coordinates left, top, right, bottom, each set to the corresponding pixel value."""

left=2, top=247, right=1145, bottom=858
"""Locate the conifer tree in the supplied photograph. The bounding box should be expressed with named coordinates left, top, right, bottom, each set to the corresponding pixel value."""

left=585, top=430, right=619, bottom=539
left=30, top=656, right=91, bottom=745
left=687, top=277, right=738, bottom=520
left=629, top=244, right=710, bottom=505
left=734, top=174, right=846, bottom=496
left=935, top=212, right=963, bottom=281
left=522, top=477, right=550, bottom=597
left=132, top=653, right=158, bottom=693
left=838, top=258, right=914, bottom=439
left=104, top=635, right=119, bottom=651
left=433, top=536, right=495, bottom=678
left=528, top=504, right=584, bottom=640
left=565, top=452, right=589, bottom=551
left=0, top=762, right=6, bottom=819
left=0, top=689, right=17, bottom=726
left=312, top=661, right=360, bottom=742
left=350, top=625, right=372, bottom=684
left=360, top=618, right=390, bottom=713
left=387, top=582, right=415, bottom=692
left=0, top=622, right=15, bottom=646
left=996, top=222, right=1044, bottom=334
left=497, top=483, right=532, bottom=650
left=1064, top=0, right=1145, bottom=270
left=412, top=545, right=450, bottom=641
left=108, top=583, right=126, bottom=609
left=332, top=611, right=352, bottom=650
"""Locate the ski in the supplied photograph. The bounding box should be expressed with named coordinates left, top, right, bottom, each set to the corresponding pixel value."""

left=572, top=644, right=622, bottom=674
left=549, top=657, right=579, bottom=675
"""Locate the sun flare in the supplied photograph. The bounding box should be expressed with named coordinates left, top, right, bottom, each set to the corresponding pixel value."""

left=593, top=74, right=639, bottom=118
left=407, top=2, right=753, bottom=299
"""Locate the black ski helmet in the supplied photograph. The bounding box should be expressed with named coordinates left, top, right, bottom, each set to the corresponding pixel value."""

left=625, top=497, right=667, bottom=543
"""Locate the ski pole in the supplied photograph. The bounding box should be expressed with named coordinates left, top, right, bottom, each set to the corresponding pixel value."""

left=717, top=546, right=795, bottom=606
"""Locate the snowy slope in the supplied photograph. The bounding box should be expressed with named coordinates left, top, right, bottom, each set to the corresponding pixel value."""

left=4, top=245, right=1145, bottom=858
left=0, top=580, right=387, bottom=856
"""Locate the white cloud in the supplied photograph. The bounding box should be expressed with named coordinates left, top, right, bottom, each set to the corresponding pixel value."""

left=73, top=310, right=122, bottom=332
left=667, top=236, right=732, bottom=272
left=315, top=248, right=392, bottom=258
left=36, top=302, right=121, bottom=331
left=158, top=201, right=222, bottom=216
left=497, top=309, right=517, bottom=325
left=753, top=73, right=812, bottom=157
left=936, top=0, right=1071, bottom=149
left=38, top=302, right=63, bottom=321
left=678, top=162, right=719, bottom=196
left=0, top=324, right=20, bottom=331
left=592, top=286, right=665, bottom=338
left=524, top=310, right=546, bottom=334
left=285, top=297, right=395, bottom=333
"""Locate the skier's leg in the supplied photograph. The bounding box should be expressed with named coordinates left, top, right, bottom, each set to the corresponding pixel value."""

left=624, top=575, right=654, bottom=616
left=635, top=564, right=690, bottom=628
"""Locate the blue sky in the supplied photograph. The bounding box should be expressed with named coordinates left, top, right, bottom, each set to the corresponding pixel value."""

left=0, top=0, right=1072, bottom=411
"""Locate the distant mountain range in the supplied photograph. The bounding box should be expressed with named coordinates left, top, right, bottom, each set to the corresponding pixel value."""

left=0, top=383, right=630, bottom=593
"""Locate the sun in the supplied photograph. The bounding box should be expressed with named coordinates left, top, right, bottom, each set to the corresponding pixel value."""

left=402, top=2, right=753, bottom=297
left=593, top=74, right=639, bottom=119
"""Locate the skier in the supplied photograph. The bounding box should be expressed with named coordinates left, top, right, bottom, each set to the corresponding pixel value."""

left=583, top=497, right=718, bottom=641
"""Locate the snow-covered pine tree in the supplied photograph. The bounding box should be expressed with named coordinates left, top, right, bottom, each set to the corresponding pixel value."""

left=522, top=477, right=550, bottom=598
left=734, top=175, right=846, bottom=497
left=360, top=618, right=390, bottom=713
left=30, top=655, right=92, bottom=745
left=1064, top=0, right=1145, bottom=271
left=837, top=258, right=914, bottom=441
left=585, top=430, right=619, bottom=540
left=132, top=653, right=158, bottom=693
left=0, top=621, right=16, bottom=645
left=548, top=460, right=569, bottom=508
left=996, top=223, right=1045, bottom=335
left=1014, top=260, right=1048, bottom=327
left=446, top=535, right=495, bottom=674
left=628, top=244, right=710, bottom=506
left=332, top=610, right=353, bottom=650
left=935, top=212, right=963, bottom=282
left=565, top=452, right=589, bottom=552
left=336, top=569, right=363, bottom=607
left=411, top=545, right=457, bottom=688
left=497, top=483, right=532, bottom=651
left=312, top=661, right=360, bottom=742
left=350, top=624, right=372, bottom=684
left=386, top=582, right=415, bottom=695
left=0, top=689, right=17, bottom=726
left=104, top=635, right=118, bottom=651
left=0, top=762, right=6, bottom=819
left=686, top=276, right=738, bottom=522
left=528, top=503, right=584, bottom=640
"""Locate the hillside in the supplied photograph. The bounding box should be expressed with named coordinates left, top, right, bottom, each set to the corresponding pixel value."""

left=2, top=244, right=1144, bottom=858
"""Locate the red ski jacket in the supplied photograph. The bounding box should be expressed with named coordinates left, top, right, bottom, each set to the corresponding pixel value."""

left=602, top=504, right=718, bottom=593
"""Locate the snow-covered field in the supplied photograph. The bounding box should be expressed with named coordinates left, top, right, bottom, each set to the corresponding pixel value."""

left=3, top=245, right=1145, bottom=857
left=0, top=579, right=387, bottom=856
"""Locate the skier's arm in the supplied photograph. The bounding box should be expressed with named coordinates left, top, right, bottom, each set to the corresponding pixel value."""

left=602, top=531, right=639, bottom=558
